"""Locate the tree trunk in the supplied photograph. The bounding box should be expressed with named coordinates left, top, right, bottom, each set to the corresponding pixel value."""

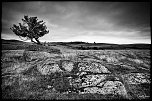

left=31, top=38, right=37, bottom=44
left=35, top=38, right=41, bottom=45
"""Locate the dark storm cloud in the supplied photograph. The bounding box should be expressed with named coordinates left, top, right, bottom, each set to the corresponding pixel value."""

left=2, top=2, right=150, bottom=44
left=82, top=2, right=150, bottom=32
left=110, top=2, right=150, bottom=32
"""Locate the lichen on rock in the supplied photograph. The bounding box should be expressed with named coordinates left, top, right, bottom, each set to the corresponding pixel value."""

left=37, top=63, right=62, bottom=75
left=122, top=73, right=151, bottom=84
left=78, top=62, right=111, bottom=73
left=81, top=74, right=106, bottom=87
left=62, top=61, right=74, bottom=72
left=83, top=81, right=127, bottom=98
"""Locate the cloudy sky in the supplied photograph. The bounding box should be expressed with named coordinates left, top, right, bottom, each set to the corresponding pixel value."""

left=2, top=2, right=150, bottom=44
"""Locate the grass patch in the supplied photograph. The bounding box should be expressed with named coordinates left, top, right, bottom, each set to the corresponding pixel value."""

left=26, top=44, right=61, bottom=54
left=2, top=44, right=27, bottom=50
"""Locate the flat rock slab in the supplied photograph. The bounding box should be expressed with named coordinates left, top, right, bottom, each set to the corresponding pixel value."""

left=37, top=63, right=63, bottom=75
left=122, top=73, right=150, bottom=84
left=78, top=62, right=111, bottom=73
left=81, top=74, right=107, bottom=87
left=82, top=81, right=127, bottom=98
left=37, top=59, right=111, bottom=75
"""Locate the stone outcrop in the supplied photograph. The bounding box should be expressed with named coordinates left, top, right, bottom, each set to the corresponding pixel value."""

left=83, top=81, right=127, bottom=98
left=122, top=73, right=151, bottom=84
left=78, top=62, right=111, bottom=73
left=62, top=61, right=74, bottom=72
left=37, top=63, right=62, bottom=75
left=2, top=49, right=150, bottom=99
left=81, top=74, right=106, bottom=87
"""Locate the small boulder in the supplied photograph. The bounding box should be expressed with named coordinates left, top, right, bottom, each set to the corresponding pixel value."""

left=62, top=61, right=74, bottom=72
left=101, top=81, right=127, bottom=97
left=37, top=63, right=62, bottom=75
left=90, top=62, right=111, bottom=73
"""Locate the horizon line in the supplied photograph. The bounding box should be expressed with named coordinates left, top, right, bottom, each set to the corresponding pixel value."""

left=1, top=38, right=151, bottom=45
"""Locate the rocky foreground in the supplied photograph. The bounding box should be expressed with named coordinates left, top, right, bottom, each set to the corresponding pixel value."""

left=1, top=46, right=150, bottom=99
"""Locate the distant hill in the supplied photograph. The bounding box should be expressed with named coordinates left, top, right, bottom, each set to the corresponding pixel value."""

left=2, top=39, right=25, bottom=43
left=53, top=42, right=150, bottom=50
left=118, top=44, right=151, bottom=49
left=52, top=41, right=150, bottom=50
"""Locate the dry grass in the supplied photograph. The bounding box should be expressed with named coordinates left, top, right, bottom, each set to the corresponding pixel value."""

left=1, top=43, right=150, bottom=100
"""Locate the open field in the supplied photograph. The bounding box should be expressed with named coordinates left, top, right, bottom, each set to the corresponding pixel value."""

left=1, top=39, right=151, bottom=100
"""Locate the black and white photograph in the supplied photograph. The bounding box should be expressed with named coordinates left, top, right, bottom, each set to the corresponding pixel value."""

left=2, top=1, right=150, bottom=100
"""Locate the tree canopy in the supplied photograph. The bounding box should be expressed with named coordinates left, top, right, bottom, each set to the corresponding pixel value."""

left=10, top=15, right=49, bottom=44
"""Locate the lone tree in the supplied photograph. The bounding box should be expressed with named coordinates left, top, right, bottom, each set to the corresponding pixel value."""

left=10, top=15, right=49, bottom=45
